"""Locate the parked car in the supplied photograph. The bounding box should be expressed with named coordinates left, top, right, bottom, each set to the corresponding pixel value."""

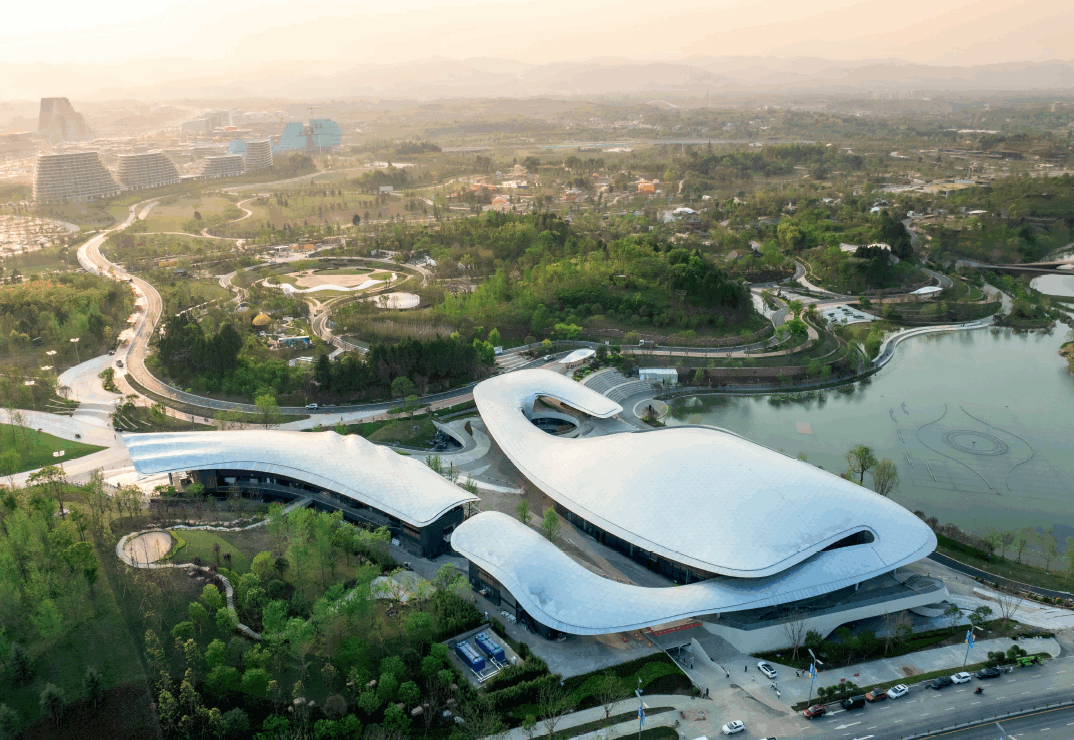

left=841, top=695, right=866, bottom=710
left=930, top=676, right=954, bottom=690
left=976, top=667, right=1002, bottom=680
left=803, top=704, right=827, bottom=719
left=952, top=672, right=972, bottom=684
left=305, top=403, right=319, bottom=410
left=721, top=721, right=745, bottom=735
left=757, top=661, right=777, bottom=679
left=115, top=359, right=124, bottom=367
left=888, top=684, right=909, bottom=699
left=865, top=689, right=888, bottom=702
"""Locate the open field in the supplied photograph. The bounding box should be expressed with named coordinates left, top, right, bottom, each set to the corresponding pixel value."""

left=0, top=424, right=105, bottom=473
left=139, top=195, right=238, bottom=234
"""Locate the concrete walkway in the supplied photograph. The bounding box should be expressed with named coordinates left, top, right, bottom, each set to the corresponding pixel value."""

left=498, top=694, right=702, bottom=740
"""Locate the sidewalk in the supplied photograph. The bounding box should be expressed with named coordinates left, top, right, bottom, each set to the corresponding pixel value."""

left=498, top=695, right=700, bottom=740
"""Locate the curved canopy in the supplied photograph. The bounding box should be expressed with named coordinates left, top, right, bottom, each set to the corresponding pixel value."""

left=474, top=369, right=934, bottom=578
left=125, top=431, right=477, bottom=527
left=452, top=512, right=936, bottom=635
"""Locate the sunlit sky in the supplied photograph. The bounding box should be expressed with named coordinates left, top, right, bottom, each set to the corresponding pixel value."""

left=4, top=0, right=1072, bottom=67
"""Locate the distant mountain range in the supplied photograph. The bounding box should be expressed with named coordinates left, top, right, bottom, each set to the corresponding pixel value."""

left=4, top=55, right=1074, bottom=102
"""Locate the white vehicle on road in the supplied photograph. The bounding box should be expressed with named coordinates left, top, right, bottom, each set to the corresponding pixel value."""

left=888, top=684, right=909, bottom=698
left=952, top=672, right=972, bottom=684
left=721, top=720, right=745, bottom=735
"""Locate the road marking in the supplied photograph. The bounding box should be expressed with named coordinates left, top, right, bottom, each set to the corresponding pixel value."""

left=946, top=707, right=956, bottom=711
left=1007, top=679, right=1017, bottom=682
left=1040, top=729, right=1049, bottom=731
left=1022, top=691, right=1032, bottom=694
left=894, top=720, right=904, bottom=723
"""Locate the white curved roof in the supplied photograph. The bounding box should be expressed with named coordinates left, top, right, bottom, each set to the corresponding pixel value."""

left=125, top=431, right=477, bottom=527
left=452, top=512, right=936, bottom=635
left=559, top=348, right=595, bottom=364
left=474, top=369, right=934, bottom=578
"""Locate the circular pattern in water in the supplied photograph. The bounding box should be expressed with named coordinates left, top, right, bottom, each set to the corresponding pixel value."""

left=941, top=430, right=1009, bottom=456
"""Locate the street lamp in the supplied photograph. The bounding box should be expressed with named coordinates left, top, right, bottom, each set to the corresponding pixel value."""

left=806, top=649, right=825, bottom=707
left=23, top=380, right=36, bottom=412
left=69, top=337, right=80, bottom=364
left=634, top=679, right=644, bottom=740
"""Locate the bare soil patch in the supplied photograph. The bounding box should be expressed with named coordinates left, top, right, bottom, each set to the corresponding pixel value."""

left=122, top=531, right=174, bottom=564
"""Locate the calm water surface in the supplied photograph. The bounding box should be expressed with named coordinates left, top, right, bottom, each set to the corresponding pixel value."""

left=668, top=328, right=1074, bottom=546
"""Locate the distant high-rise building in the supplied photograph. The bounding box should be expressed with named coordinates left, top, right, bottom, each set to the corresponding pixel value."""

left=116, top=151, right=181, bottom=191
left=243, top=139, right=273, bottom=172
left=38, top=98, right=91, bottom=142
left=200, top=154, right=245, bottom=179
left=274, top=119, right=342, bottom=154
left=33, top=151, right=120, bottom=203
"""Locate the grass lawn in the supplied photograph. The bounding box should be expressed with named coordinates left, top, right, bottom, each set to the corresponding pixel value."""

left=111, top=406, right=215, bottom=434
left=366, top=417, right=437, bottom=447
left=0, top=424, right=105, bottom=474
left=140, top=195, right=236, bottom=234
left=168, top=529, right=252, bottom=573
left=936, top=535, right=1074, bottom=593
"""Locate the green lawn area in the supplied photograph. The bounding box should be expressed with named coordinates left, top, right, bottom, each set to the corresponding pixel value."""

left=111, top=406, right=215, bottom=433
left=0, top=424, right=105, bottom=474
left=167, top=529, right=252, bottom=573
left=139, top=195, right=236, bottom=234
left=367, top=417, right=437, bottom=447
left=936, top=534, right=1074, bottom=593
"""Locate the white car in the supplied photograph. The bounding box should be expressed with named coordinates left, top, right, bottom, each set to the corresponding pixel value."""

left=305, top=403, right=319, bottom=410
left=952, top=672, right=972, bottom=684
left=888, top=684, right=909, bottom=699
left=757, top=661, right=777, bottom=679
left=721, top=721, right=745, bottom=735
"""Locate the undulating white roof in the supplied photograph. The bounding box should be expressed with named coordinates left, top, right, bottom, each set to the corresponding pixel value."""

left=474, top=369, right=934, bottom=578
left=559, top=348, right=595, bottom=364
left=452, top=512, right=936, bottom=635
left=125, top=431, right=477, bottom=527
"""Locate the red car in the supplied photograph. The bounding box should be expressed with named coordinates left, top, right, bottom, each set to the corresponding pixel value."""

left=803, top=704, right=827, bottom=719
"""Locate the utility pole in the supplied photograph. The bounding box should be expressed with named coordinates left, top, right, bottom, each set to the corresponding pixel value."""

left=635, top=679, right=644, bottom=740
left=962, top=627, right=978, bottom=669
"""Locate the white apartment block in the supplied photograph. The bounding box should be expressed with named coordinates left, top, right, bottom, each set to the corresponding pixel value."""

left=116, top=151, right=181, bottom=190
left=243, top=139, right=273, bottom=172
left=200, top=155, right=245, bottom=179
left=33, top=151, right=121, bottom=204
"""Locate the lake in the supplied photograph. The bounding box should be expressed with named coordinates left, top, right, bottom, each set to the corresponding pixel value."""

left=668, top=328, right=1074, bottom=550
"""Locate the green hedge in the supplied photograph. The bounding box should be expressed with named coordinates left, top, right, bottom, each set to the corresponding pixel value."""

left=563, top=654, right=682, bottom=710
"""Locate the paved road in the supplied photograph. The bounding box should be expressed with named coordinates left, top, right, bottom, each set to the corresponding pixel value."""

left=916, top=704, right=1074, bottom=740
left=782, top=655, right=1074, bottom=740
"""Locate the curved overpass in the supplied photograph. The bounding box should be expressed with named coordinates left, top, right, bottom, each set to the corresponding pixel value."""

left=473, top=369, right=935, bottom=580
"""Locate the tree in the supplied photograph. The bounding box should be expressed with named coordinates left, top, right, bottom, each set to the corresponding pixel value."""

left=39, top=683, right=65, bottom=725
left=201, top=583, right=224, bottom=613
left=540, top=508, right=560, bottom=543
left=204, top=638, right=227, bottom=669
left=537, top=680, right=571, bottom=739
left=351, top=213, right=362, bottom=227
left=398, top=680, right=420, bottom=708
left=0, top=704, right=18, bottom=740
left=996, top=591, right=1023, bottom=628
left=967, top=605, right=993, bottom=630
left=9, top=644, right=31, bottom=685
left=241, top=668, right=270, bottom=698
left=83, top=666, right=105, bottom=708
left=251, top=550, right=275, bottom=584
left=1038, top=528, right=1060, bottom=573
left=787, top=299, right=804, bottom=318
left=516, top=500, right=531, bottom=525
left=779, top=610, right=808, bottom=661
left=997, top=530, right=1016, bottom=560
left=255, top=392, right=284, bottom=428
left=1014, top=528, right=1031, bottom=563
left=943, top=604, right=962, bottom=628
left=404, top=611, right=436, bottom=649
left=595, top=672, right=626, bottom=720
left=391, top=376, right=417, bottom=399
left=881, top=611, right=911, bottom=654
left=844, top=444, right=878, bottom=484
left=870, top=459, right=900, bottom=497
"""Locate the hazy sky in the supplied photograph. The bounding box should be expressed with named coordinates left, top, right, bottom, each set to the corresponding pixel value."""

left=5, top=0, right=1072, bottom=68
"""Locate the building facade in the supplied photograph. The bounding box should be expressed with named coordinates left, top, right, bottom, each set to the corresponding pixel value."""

left=243, top=139, right=273, bottom=172
left=199, top=154, right=245, bottom=179
left=116, top=151, right=181, bottom=190
left=33, top=151, right=121, bottom=204
left=38, top=97, right=91, bottom=142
